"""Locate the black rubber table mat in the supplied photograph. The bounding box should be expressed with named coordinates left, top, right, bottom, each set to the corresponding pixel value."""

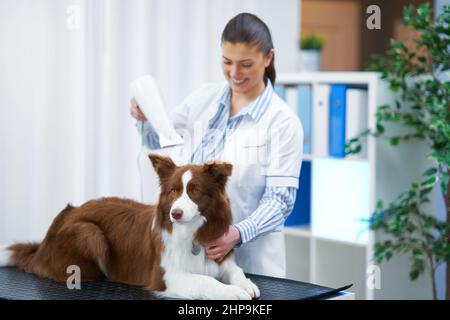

left=0, top=267, right=351, bottom=300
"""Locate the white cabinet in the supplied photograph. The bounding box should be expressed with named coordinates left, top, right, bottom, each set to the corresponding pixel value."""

left=279, top=72, right=434, bottom=299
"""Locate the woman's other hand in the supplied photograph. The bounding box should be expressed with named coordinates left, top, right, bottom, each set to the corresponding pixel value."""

left=130, top=97, right=147, bottom=121
left=205, top=225, right=241, bottom=263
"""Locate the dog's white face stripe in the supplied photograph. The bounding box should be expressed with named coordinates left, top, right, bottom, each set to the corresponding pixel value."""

left=182, top=170, right=192, bottom=189
left=169, top=170, right=200, bottom=223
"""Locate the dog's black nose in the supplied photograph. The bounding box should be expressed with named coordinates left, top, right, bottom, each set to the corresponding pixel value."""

left=171, top=208, right=183, bottom=220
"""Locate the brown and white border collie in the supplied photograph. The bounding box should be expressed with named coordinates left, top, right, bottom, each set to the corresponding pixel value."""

left=0, top=154, right=259, bottom=300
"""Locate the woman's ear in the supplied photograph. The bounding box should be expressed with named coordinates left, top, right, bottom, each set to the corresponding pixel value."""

left=265, top=48, right=274, bottom=67
left=148, top=153, right=176, bottom=182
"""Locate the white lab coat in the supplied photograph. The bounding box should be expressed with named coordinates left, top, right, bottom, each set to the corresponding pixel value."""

left=160, top=82, right=303, bottom=277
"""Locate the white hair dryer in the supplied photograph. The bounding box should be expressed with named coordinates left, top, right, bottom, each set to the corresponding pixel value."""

left=130, top=75, right=184, bottom=147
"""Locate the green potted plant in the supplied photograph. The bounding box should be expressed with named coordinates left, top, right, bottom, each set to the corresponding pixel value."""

left=298, top=32, right=324, bottom=71
left=347, top=3, right=449, bottom=300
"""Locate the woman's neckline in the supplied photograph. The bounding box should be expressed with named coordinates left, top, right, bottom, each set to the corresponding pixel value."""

left=229, top=80, right=266, bottom=117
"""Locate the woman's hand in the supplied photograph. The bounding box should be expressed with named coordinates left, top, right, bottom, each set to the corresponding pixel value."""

left=130, top=97, right=147, bottom=121
left=205, top=225, right=241, bottom=263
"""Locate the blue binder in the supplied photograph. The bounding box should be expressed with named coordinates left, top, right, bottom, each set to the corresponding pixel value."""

left=274, top=85, right=286, bottom=100
left=329, top=85, right=347, bottom=158
left=285, top=160, right=311, bottom=226
left=297, top=85, right=312, bottom=155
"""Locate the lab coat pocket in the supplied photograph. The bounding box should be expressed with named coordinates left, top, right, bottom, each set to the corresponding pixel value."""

left=240, top=144, right=268, bottom=166
left=237, top=143, right=268, bottom=189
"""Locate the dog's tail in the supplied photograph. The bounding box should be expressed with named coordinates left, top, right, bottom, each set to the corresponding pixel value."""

left=0, top=203, right=76, bottom=270
left=0, top=244, right=17, bottom=267
left=0, top=243, right=40, bottom=269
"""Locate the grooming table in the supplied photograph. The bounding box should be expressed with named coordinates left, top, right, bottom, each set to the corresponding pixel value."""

left=0, top=267, right=352, bottom=300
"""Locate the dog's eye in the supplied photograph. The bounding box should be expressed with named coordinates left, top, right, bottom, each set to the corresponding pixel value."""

left=169, top=187, right=177, bottom=194
left=189, top=186, right=199, bottom=195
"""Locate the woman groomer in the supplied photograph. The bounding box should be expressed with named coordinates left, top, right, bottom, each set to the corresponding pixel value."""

left=130, top=13, right=303, bottom=278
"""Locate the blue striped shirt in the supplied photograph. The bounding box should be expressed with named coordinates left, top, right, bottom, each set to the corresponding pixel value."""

left=138, top=80, right=297, bottom=245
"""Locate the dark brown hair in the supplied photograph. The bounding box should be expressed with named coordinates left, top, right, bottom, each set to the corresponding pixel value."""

left=221, top=13, right=276, bottom=86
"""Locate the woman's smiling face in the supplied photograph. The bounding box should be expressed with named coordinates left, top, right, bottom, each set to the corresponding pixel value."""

left=221, top=42, right=273, bottom=96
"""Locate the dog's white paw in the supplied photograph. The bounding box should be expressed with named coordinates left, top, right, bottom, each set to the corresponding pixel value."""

left=236, top=278, right=260, bottom=299
left=221, top=285, right=252, bottom=300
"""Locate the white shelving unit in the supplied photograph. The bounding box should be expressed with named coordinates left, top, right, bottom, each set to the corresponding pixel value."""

left=279, top=72, right=434, bottom=300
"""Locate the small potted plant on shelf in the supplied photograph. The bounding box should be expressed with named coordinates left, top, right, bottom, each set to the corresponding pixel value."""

left=298, top=32, right=324, bottom=72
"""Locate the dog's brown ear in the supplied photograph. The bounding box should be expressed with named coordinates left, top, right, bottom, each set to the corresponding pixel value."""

left=148, top=153, right=176, bottom=181
left=202, top=161, right=232, bottom=188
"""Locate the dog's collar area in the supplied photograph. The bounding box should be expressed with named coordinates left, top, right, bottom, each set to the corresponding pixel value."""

left=191, top=242, right=201, bottom=256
